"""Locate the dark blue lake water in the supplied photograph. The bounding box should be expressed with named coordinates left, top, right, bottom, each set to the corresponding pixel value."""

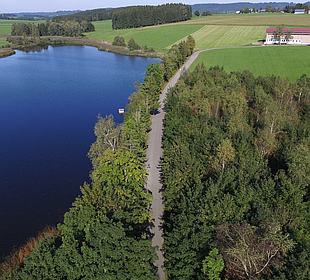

left=0, top=46, right=159, bottom=258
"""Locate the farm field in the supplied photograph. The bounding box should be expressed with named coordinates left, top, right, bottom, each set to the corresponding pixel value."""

left=87, top=20, right=205, bottom=51
left=175, top=25, right=266, bottom=49
left=192, top=46, right=310, bottom=80
left=87, top=14, right=310, bottom=51
left=188, top=13, right=310, bottom=27
left=0, top=20, right=13, bottom=47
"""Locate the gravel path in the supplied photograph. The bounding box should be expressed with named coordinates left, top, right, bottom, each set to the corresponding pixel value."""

left=146, top=52, right=200, bottom=280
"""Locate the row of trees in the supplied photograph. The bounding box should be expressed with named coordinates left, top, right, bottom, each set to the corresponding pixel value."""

left=11, top=21, right=94, bottom=37
left=112, top=36, right=155, bottom=52
left=55, top=8, right=114, bottom=22
left=112, top=4, right=192, bottom=29
left=0, top=35, right=196, bottom=279
left=55, top=4, right=192, bottom=30
left=194, top=10, right=212, bottom=16
left=162, top=67, right=310, bottom=279
left=163, top=35, right=196, bottom=80
left=284, top=3, right=310, bottom=13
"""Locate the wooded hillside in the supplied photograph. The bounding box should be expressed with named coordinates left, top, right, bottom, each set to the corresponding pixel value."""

left=163, top=66, right=310, bottom=279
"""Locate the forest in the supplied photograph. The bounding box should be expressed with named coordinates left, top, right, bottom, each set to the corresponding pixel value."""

left=54, top=4, right=192, bottom=30
left=11, top=21, right=95, bottom=37
left=112, top=4, right=192, bottom=29
left=55, top=8, right=114, bottom=22
left=162, top=66, right=310, bottom=279
left=0, top=37, right=195, bottom=279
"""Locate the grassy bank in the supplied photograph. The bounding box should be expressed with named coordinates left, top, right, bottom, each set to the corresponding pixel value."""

left=192, top=46, right=310, bottom=80
left=0, top=48, right=15, bottom=58
left=0, top=20, right=12, bottom=47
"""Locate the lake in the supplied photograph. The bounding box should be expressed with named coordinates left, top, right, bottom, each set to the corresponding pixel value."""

left=0, top=46, right=159, bottom=258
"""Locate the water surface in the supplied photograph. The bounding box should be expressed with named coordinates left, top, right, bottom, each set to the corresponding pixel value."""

left=0, top=46, right=159, bottom=257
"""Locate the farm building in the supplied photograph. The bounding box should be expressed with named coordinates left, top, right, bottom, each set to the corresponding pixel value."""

left=265, top=27, right=310, bottom=45
left=294, top=9, right=306, bottom=14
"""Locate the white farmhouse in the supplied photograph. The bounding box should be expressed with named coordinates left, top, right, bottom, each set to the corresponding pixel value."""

left=265, top=27, right=310, bottom=45
left=294, top=9, right=305, bottom=14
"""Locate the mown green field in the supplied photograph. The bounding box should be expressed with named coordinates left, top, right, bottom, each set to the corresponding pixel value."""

left=87, top=14, right=310, bottom=51
left=0, top=20, right=13, bottom=47
left=192, top=46, right=310, bottom=80
left=188, top=13, right=310, bottom=27
left=87, top=20, right=205, bottom=51
left=175, top=25, right=266, bottom=49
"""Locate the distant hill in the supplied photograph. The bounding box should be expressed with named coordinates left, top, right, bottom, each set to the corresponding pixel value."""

left=192, top=2, right=308, bottom=13
left=0, top=11, right=80, bottom=20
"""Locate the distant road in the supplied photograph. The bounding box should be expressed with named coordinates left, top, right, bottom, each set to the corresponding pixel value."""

left=146, top=51, right=200, bottom=280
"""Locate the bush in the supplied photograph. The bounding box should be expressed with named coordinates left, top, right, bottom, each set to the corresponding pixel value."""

left=143, top=46, right=155, bottom=53
left=11, top=21, right=95, bottom=37
left=202, top=10, right=212, bottom=16
left=112, top=36, right=126, bottom=47
left=128, top=38, right=141, bottom=51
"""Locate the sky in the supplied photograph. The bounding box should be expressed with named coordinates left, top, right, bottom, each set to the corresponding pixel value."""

left=1, top=0, right=308, bottom=13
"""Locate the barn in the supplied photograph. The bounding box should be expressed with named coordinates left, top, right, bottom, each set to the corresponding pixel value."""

left=265, top=27, right=310, bottom=45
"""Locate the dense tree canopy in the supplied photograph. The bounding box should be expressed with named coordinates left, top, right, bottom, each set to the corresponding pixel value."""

left=112, top=4, right=192, bottom=29
left=162, top=66, right=310, bottom=280
left=55, top=8, right=114, bottom=22
left=11, top=21, right=94, bottom=37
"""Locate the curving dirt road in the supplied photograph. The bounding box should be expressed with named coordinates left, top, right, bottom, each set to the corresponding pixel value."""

left=146, top=51, right=200, bottom=280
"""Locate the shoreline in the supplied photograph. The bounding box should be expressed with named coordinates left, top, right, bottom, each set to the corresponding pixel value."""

left=2, top=36, right=164, bottom=59
left=0, top=48, right=15, bottom=58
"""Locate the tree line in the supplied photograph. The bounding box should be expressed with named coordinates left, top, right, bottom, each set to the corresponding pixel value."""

left=112, top=4, right=192, bottom=29
left=284, top=3, right=310, bottom=13
left=162, top=66, right=310, bottom=279
left=11, top=21, right=95, bottom=37
left=55, top=8, right=114, bottom=22
left=54, top=4, right=192, bottom=30
left=112, top=36, right=155, bottom=52
left=0, top=37, right=196, bottom=279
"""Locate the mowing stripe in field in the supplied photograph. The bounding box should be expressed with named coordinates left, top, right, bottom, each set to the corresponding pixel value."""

left=172, top=25, right=266, bottom=49
left=193, top=25, right=266, bottom=49
left=192, top=46, right=310, bottom=80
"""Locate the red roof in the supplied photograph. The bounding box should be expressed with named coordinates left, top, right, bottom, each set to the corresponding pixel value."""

left=266, top=27, right=310, bottom=35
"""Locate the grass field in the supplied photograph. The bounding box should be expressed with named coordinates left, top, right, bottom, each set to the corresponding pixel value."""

left=0, top=20, right=13, bottom=47
left=87, top=14, right=310, bottom=52
left=2, top=13, right=309, bottom=51
left=175, top=25, right=266, bottom=49
left=192, top=46, right=310, bottom=80
left=188, top=13, right=310, bottom=27
left=87, top=20, right=205, bottom=51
